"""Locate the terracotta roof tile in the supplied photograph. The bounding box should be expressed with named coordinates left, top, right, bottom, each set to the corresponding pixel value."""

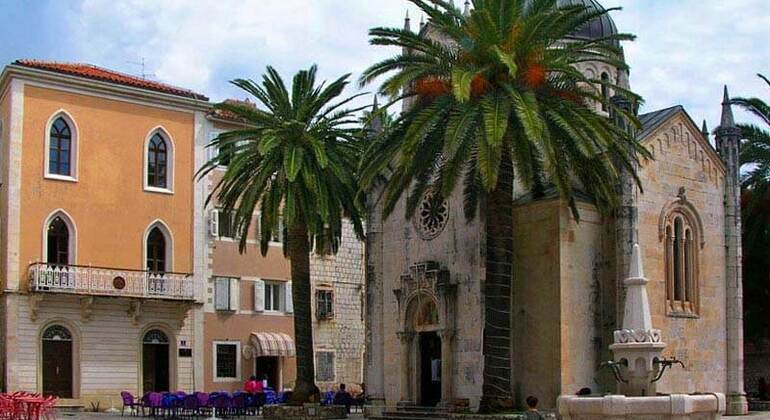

left=14, top=59, right=209, bottom=101
left=209, top=98, right=256, bottom=122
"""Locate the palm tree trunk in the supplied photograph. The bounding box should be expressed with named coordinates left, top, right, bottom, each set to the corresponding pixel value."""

left=480, top=154, right=514, bottom=412
left=287, top=223, right=319, bottom=404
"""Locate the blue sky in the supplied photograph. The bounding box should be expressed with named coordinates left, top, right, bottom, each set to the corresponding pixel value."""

left=1, top=0, right=767, bottom=132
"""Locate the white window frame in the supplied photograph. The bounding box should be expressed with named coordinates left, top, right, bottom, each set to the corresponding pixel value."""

left=143, top=126, right=175, bottom=195
left=43, top=110, right=79, bottom=183
left=41, top=208, right=77, bottom=264
left=263, top=281, right=285, bottom=313
left=213, top=341, right=241, bottom=382
left=142, top=219, right=174, bottom=272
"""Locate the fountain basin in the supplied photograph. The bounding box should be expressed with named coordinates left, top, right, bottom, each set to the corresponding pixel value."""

left=557, top=393, right=725, bottom=420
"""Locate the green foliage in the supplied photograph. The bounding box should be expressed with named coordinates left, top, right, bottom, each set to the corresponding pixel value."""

left=197, top=65, right=365, bottom=256
left=359, top=0, right=649, bottom=221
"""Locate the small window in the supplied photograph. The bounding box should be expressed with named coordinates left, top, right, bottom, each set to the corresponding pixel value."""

left=146, top=227, right=166, bottom=273
left=214, top=342, right=240, bottom=381
left=264, top=282, right=284, bottom=312
left=147, top=133, right=168, bottom=189
left=257, top=213, right=282, bottom=245
left=214, top=277, right=235, bottom=311
left=217, top=208, right=238, bottom=239
left=47, top=216, right=70, bottom=266
left=49, top=117, right=72, bottom=176
left=600, top=72, right=610, bottom=112
left=316, top=289, right=334, bottom=321
left=315, top=351, right=335, bottom=382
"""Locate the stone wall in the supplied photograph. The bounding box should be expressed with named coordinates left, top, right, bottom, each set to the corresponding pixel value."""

left=377, top=187, right=484, bottom=407
left=635, top=113, right=727, bottom=394
left=311, top=220, right=365, bottom=389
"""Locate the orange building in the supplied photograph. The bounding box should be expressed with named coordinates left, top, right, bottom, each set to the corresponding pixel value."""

left=0, top=60, right=210, bottom=408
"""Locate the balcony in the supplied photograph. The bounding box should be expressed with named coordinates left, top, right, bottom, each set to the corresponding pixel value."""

left=28, top=263, right=195, bottom=301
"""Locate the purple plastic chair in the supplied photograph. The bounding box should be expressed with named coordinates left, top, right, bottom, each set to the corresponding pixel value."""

left=145, top=392, right=163, bottom=418
left=120, top=391, right=144, bottom=416
left=210, top=393, right=231, bottom=418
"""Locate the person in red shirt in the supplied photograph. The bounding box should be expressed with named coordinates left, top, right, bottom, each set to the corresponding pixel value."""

left=245, top=375, right=262, bottom=393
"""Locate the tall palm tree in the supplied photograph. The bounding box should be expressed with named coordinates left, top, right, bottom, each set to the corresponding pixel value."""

left=198, top=65, right=365, bottom=403
left=733, top=74, right=770, bottom=341
left=359, top=0, right=647, bottom=410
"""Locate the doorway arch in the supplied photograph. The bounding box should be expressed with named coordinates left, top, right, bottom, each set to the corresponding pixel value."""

left=41, top=324, right=75, bottom=398
left=141, top=329, right=171, bottom=393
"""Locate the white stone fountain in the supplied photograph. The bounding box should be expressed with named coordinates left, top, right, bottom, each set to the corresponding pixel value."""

left=557, top=244, right=725, bottom=419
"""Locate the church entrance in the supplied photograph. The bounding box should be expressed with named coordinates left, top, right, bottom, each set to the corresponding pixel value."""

left=419, top=331, right=441, bottom=407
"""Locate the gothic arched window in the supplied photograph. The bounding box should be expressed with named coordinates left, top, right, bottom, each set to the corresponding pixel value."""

left=47, top=216, right=70, bottom=266
left=147, top=133, right=168, bottom=189
left=146, top=227, right=166, bottom=273
left=49, top=117, right=72, bottom=176
left=663, top=210, right=700, bottom=315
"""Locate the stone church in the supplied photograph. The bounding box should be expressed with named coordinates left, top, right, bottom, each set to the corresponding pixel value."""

left=363, top=0, right=747, bottom=415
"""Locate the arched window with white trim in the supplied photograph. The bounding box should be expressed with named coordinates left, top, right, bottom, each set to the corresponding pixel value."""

left=144, top=128, right=174, bottom=192
left=44, top=111, right=78, bottom=180
left=144, top=221, right=172, bottom=274
left=43, top=210, right=76, bottom=266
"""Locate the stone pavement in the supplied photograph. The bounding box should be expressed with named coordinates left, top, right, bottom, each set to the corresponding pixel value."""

left=57, top=413, right=368, bottom=420
left=55, top=412, right=769, bottom=420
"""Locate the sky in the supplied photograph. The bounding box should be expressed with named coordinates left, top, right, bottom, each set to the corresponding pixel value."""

left=1, top=0, right=768, bottom=133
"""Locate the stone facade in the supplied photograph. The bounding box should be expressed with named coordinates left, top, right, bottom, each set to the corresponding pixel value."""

left=364, top=4, right=744, bottom=413
left=311, top=221, right=366, bottom=390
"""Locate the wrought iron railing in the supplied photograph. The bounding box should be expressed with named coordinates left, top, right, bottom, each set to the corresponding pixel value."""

left=28, top=263, right=195, bottom=300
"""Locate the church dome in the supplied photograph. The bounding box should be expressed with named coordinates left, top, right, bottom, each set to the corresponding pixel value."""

left=558, top=0, right=620, bottom=47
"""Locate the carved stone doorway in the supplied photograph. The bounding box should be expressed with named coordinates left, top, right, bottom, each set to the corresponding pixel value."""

left=419, top=331, right=442, bottom=406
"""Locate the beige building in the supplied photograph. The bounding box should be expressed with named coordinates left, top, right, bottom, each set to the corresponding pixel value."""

left=201, top=104, right=365, bottom=393
left=0, top=60, right=210, bottom=407
left=364, top=0, right=747, bottom=415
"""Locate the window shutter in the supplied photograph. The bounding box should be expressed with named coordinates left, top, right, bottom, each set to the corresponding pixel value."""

left=229, top=278, right=239, bottom=312
left=285, top=282, right=293, bottom=313
left=214, top=278, right=229, bottom=310
left=209, top=209, right=220, bottom=238
left=254, top=279, right=265, bottom=312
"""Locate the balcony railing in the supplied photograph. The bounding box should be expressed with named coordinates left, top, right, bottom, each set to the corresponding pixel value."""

left=28, top=263, right=195, bottom=301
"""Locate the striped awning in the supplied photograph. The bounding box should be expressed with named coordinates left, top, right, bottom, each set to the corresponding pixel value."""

left=249, top=332, right=296, bottom=357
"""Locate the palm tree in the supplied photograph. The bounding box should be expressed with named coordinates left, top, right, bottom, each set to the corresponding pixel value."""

left=198, top=65, right=365, bottom=403
left=359, top=0, right=647, bottom=410
left=732, top=74, right=770, bottom=341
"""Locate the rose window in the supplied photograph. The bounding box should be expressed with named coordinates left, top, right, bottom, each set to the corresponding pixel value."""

left=414, top=190, right=449, bottom=240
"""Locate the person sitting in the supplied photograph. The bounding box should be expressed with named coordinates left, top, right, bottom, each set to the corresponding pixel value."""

left=245, top=375, right=263, bottom=394
left=525, top=396, right=545, bottom=420
left=333, top=383, right=353, bottom=413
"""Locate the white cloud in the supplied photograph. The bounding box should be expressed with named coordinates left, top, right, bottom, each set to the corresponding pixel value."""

left=62, top=0, right=768, bottom=129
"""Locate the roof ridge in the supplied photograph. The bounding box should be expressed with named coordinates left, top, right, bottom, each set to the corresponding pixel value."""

left=13, top=59, right=208, bottom=101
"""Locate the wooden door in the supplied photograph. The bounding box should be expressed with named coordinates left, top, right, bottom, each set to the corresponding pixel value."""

left=143, top=344, right=169, bottom=393
left=42, top=340, right=73, bottom=398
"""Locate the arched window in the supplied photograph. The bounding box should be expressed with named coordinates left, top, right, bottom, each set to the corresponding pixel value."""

left=600, top=72, right=610, bottom=112
left=146, top=227, right=166, bottom=273
left=47, top=216, right=70, bottom=266
left=664, top=211, right=699, bottom=315
left=49, top=117, right=72, bottom=176
left=147, top=133, right=168, bottom=189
